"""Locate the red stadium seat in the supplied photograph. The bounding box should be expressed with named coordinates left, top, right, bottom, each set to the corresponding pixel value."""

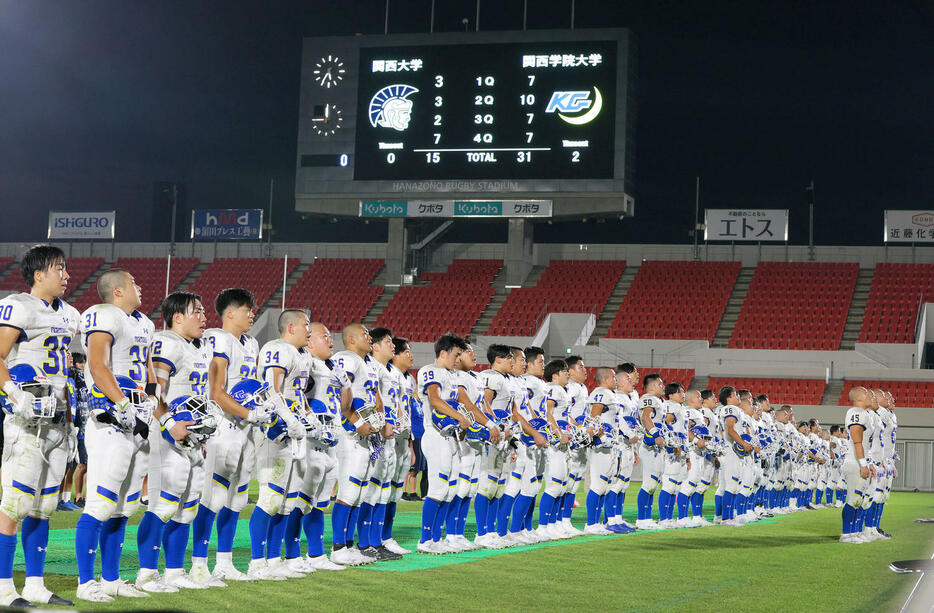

left=707, top=377, right=825, bottom=405
left=285, top=258, right=384, bottom=333
left=859, top=263, right=934, bottom=343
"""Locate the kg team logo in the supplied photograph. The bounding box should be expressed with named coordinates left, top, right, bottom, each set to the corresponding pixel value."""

left=368, top=84, right=419, bottom=131
left=545, top=86, right=603, bottom=125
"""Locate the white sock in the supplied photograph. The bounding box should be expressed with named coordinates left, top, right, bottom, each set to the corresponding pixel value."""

left=0, top=578, right=15, bottom=592
left=216, top=551, right=233, bottom=563
left=24, top=576, right=45, bottom=591
left=63, top=492, right=72, bottom=503
left=190, top=556, right=207, bottom=567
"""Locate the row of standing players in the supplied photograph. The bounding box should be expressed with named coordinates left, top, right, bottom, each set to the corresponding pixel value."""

left=0, top=245, right=899, bottom=608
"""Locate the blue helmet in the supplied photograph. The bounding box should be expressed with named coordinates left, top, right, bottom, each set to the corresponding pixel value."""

left=691, top=425, right=711, bottom=440
left=622, top=415, right=641, bottom=432
left=432, top=408, right=460, bottom=437
left=520, top=417, right=555, bottom=446
left=166, top=395, right=218, bottom=446
left=1, top=363, right=56, bottom=418
left=733, top=432, right=754, bottom=456
left=230, top=379, right=272, bottom=410
left=465, top=422, right=490, bottom=443
left=90, top=375, right=150, bottom=421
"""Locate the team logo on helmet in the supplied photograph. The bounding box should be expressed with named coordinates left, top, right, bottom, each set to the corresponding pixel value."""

left=368, top=84, right=418, bottom=131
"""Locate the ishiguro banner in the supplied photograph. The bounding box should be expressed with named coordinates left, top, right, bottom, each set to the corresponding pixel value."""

left=47, top=211, right=116, bottom=240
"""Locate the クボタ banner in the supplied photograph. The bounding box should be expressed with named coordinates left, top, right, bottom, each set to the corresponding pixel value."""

left=47, top=211, right=116, bottom=240
left=359, top=200, right=552, bottom=218
left=704, top=209, right=789, bottom=242
left=884, top=210, right=934, bottom=243
left=191, top=209, right=263, bottom=240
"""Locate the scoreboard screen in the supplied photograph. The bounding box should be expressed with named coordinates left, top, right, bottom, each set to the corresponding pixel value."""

left=353, top=40, right=617, bottom=181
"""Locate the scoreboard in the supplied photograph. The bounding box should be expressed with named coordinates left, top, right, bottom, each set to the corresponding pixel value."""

left=354, top=40, right=616, bottom=180
left=296, top=29, right=634, bottom=215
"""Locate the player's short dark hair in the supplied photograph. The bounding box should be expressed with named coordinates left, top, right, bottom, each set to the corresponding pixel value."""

left=664, top=382, right=684, bottom=398
left=594, top=367, right=615, bottom=386
left=215, top=288, right=255, bottom=316
left=487, top=344, right=512, bottom=365
left=161, top=291, right=201, bottom=325
left=524, top=346, right=545, bottom=363
left=21, top=244, right=66, bottom=288
left=700, top=389, right=715, bottom=401
left=434, top=333, right=467, bottom=357
left=96, top=268, right=129, bottom=302
left=737, top=389, right=752, bottom=401
left=616, top=363, right=636, bottom=375
left=642, top=373, right=662, bottom=389
left=370, top=327, right=392, bottom=345
left=718, top=386, right=736, bottom=406
left=565, top=355, right=583, bottom=368
left=509, top=346, right=523, bottom=358
left=543, top=359, right=567, bottom=382
left=278, top=309, right=308, bottom=334
left=830, top=425, right=841, bottom=434
left=808, top=418, right=819, bottom=428
left=392, top=337, right=409, bottom=355
left=756, top=393, right=770, bottom=404
left=71, top=352, right=86, bottom=364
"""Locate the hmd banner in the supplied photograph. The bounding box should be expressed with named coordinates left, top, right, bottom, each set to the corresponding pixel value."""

left=191, top=209, right=263, bottom=240
left=47, top=211, right=116, bottom=240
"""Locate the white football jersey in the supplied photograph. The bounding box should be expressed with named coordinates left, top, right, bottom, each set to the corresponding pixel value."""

left=331, top=351, right=379, bottom=410
left=640, top=393, right=664, bottom=428
left=387, top=362, right=412, bottom=429
left=0, top=293, right=80, bottom=403
left=260, top=338, right=312, bottom=409
left=544, top=382, right=571, bottom=422
left=878, top=406, right=896, bottom=460
left=81, top=303, right=155, bottom=388
left=520, top=373, right=547, bottom=419
left=587, top=386, right=618, bottom=430
left=480, top=368, right=513, bottom=419
left=843, top=406, right=873, bottom=460
left=719, top=405, right=744, bottom=455
left=866, top=409, right=885, bottom=461
left=566, top=380, right=589, bottom=425
left=374, top=359, right=401, bottom=421
left=151, top=330, right=211, bottom=403
left=417, top=363, right=457, bottom=429
left=203, top=328, right=259, bottom=391
left=663, top=400, right=687, bottom=437
left=456, top=370, right=484, bottom=412
left=510, top=375, right=533, bottom=420
left=308, top=355, right=351, bottom=420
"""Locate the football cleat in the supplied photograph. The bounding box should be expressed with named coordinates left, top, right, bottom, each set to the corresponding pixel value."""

left=100, top=578, right=149, bottom=598
left=189, top=563, right=227, bottom=587
left=416, top=540, right=442, bottom=555
left=583, top=523, right=613, bottom=536
left=561, top=519, right=584, bottom=537
left=267, top=557, right=306, bottom=578
left=306, top=554, right=345, bottom=571
left=212, top=561, right=254, bottom=582
left=382, top=538, right=411, bottom=555
left=135, top=569, right=179, bottom=593
left=21, top=582, right=74, bottom=606
left=163, top=569, right=209, bottom=589
left=246, top=558, right=287, bottom=581
left=635, top=519, right=660, bottom=530
left=286, top=557, right=317, bottom=574
left=76, top=580, right=114, bottom=603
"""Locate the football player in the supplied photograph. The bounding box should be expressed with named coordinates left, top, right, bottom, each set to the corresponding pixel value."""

left=509, top=346, right=549, bottom=544
left=860, top=390, right=886, bottom=541
left=583, top=367, right=618, bottom=535
left=329, top=323, right=383, bottom=565
left=716, top=386, right=750, bottom=526
left=840, top=386, right=875, bottom=543
left=496, top=347, right=531, bottom=543
left=658, top=382, right=687, bottom=528
left=448, top=343, right=497, bottom=550
left=135, top=292, right=217, bottom=591
left=473, top=344, right=514, bottom=548
left=735, top=391, right=760, bottom=523
left=538, top=359, right=571, bottom=539
left=610, top=364, right=640, bottom=532
left=416, top=334, right=470, bottom=554
left=246, top=309, right=310, bottom=579
left=191, top=288, right=267, bottom=584
left=299, top=322, right=351, bottom=570
left=560, top=355, right=590, bottom=533
left=635, top=374, right=666, bottom=530
left=875, top=390, right=896, bottom=536
left=384, top=336, right=416, bottom=554
left=362, top=327, right=403, bottom=561
left=678, top=390, right=707, bottom=527
left=0, top=245, right=80, bottom=606
left=75, top=269, right=155, bottom=602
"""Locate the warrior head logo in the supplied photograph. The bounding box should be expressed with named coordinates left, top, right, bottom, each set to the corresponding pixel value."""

left=368, top=84, right=418, bottom=131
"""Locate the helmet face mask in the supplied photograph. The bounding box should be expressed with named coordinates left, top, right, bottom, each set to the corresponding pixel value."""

left=21, top=380, right=56, bottom=419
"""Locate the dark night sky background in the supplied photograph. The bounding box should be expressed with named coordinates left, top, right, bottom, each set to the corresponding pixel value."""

left=0, top=0, right=931, bottom=246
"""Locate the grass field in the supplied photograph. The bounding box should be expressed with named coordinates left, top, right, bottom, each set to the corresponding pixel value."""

left=25, top=485, right=934, bottom=612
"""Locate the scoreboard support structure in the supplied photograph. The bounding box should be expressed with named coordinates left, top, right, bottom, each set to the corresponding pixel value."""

left=296, top=28, right=636, bottom=285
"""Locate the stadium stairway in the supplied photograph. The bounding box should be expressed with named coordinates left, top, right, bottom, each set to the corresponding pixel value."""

left=267, top=263, right=310, bottom=311
left=711, top=266, right=755, bottom=347
left=64, top=260, right=109, bottom=303
left=839, top=268, right=874, bottom=350
left=469, top=265, right=510, bottom=338
left=588, top=265, right=636, bottom=345
left=691, top=375, right=710, bottom=392
left=363, top=286, right=398, bottom=328
left=820, top=379, right=845, bottom=405
left=177, top=262, right=210, bottom=292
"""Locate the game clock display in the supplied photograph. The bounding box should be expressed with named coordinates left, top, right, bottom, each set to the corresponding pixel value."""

left=353, top=40, right=617, bottom=181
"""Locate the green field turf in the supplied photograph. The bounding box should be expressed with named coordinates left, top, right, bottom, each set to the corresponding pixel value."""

left=24, top=485, right=934, bottom=612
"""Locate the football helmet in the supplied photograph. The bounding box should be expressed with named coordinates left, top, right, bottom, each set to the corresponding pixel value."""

left=89, top=375, right=152, bottom=426
left=2, top=364, right=56, bottom=420
left=168, top=395, right=219, bottom=448
left=732, top=432, right=754, bottom=457
left=230, top=378, right=275, bottom=424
